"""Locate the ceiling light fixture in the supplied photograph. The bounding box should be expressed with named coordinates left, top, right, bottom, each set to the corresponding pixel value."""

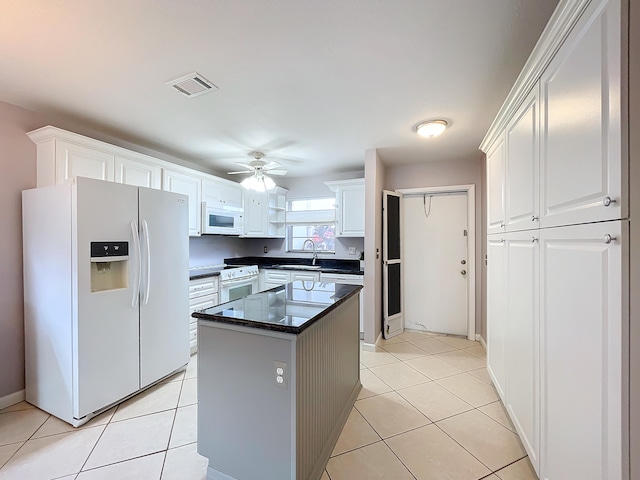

left=241, top=171, right=276, bottom=192
left=415, top=119, right=448, bottom=138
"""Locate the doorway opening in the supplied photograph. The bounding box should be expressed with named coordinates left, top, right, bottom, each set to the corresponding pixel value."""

left=397, top=184, right=476, bottom=340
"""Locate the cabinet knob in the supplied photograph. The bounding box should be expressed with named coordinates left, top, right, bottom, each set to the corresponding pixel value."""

left=461, top=270, right=467, bottom=275
left=500, top=222, right=505, bottom=228
left=532, top=237, right=538, bottom=243
left=604, top=234, right=616, bottom=244
left=460, top=260, right=466, bottom=265
left=531, top=215, right=538, bottom=222
left=603, top=196, right=616, bottom=207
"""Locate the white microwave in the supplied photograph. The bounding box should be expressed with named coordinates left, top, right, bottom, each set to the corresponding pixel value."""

left=201, top=203, right=243, bottom=235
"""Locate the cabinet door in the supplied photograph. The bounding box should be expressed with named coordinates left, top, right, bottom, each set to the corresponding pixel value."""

left=505, top=86, right=539, bottom=232
left=505, top=230, right=540, bottom=473
left=539, top=0, right=622, bottom=228
left=486, top=135, right=506, bottom=234
left=115, top=156, right=161, bottom=189
left=163, top=170, right=201, bottom=236
left=539, top=221, right=623, bottom=480
left=243, top=191, right=267, bottom=237
left=219, top=182, right=243, bottom=210
left=55, top=140, right=114, bottom=184
left=337, top=184, right=365, bottom=237
left=486, top=235, right=507, bottom=399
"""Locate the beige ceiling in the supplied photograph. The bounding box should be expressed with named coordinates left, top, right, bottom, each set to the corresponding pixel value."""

left=0, top=0, right=559, bottom=177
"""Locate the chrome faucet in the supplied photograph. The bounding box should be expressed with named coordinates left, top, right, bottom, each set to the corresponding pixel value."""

left=303, top=239, right=317, bottom=265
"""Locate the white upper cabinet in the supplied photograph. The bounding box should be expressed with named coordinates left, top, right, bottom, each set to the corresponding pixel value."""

left=27, top=127, right=117, bottom=187
left=242, top=188, right=287, bottom=238
left=505, top=86, right=539, bottom=232
left=325, top=179, right=365, bottom=237
left=539, top=0, right=623, bottom=228
left=486, top=135, right=506, bottom=234
left=54, top=141, right=114, bottom=184
left=114, top=155, right=161, bottom=189
left=163, top=169, right=202, bottom=237
left=202, top=178, right=243, bottom=212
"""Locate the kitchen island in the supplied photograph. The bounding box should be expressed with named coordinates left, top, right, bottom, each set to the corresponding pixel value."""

left=192, top=281, right=362, bottom=480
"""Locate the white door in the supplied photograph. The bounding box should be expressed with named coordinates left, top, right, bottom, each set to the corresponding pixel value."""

left=539, top=220, right=623, bottom=480
left=383, top=190, right=403, bottom=338
left=486, top=234, right=507, bottom=400
left=74, top=178, right=139, bottom=418
left=138, top=187, right=190, bottom=388
left=404, top=193, right=468, bottom=335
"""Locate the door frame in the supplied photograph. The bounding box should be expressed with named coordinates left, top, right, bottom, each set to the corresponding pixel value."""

left=396, top=184, right=476, bottom=340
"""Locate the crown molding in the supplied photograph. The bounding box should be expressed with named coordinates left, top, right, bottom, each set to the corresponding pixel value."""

left=479, top=0, right=592, bottom=153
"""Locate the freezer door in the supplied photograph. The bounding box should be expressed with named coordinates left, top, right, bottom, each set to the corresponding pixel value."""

left=75, top=178, right=140, bottom=419
left=138, top=187, right=190, bottom=387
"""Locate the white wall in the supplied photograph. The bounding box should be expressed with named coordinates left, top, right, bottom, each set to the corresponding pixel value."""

left=364, top=149, right=386, bottom=345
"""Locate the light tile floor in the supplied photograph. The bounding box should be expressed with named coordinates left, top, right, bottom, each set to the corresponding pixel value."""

left=0, top=331, right=538, bottom=480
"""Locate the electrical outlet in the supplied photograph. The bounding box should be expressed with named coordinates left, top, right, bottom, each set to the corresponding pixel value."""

left=348, top=246, right=356, bottom=255
left=274, top=361, right=287, bottom=389
left=263, top=245, right=268, bottom=253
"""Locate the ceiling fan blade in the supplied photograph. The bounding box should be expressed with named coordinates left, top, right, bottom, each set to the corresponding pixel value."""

left=266, top=169, right=287, bottom=176
left=234, top=162, right=255, bottom=171
left=227, top=170, right=252, bottom=175
left=263, top=161, right=281, bottom=169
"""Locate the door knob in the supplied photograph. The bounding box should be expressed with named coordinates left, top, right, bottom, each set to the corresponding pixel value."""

left=461, top=270, right=467, bottom=275
left=460, top=260, right=466, bottom=265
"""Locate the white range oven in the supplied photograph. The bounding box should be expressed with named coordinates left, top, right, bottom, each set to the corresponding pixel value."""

left=219, top=265, right=260, bottom=303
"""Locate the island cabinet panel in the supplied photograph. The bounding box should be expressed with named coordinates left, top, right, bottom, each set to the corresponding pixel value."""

left=196, top=285, right=361, bottom=480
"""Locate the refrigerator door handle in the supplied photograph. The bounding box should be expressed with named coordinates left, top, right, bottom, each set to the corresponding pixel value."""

left=130, top=220, right=141, bottom=307
left=142, top=219, right=151, bottom=305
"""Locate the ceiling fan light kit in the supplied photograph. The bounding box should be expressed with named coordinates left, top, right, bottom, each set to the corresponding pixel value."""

left=416, top=119, right=448, bottom=138
left=228, top=151, right=286, bottom=191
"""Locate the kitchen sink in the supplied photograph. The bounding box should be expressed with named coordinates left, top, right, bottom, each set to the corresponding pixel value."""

left=277, top=265, right=322, bottom=270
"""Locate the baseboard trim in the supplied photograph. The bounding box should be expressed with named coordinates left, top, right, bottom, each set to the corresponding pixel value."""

left=0, top=390, right=25, bottom=410
left=477, top=334, right=487, bottom=350
left=362, top=332, right=383, bottom=352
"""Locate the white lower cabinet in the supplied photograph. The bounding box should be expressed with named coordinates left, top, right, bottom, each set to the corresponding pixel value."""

left=486, top=235, right=507, bottom=399
left=489, top=220, right=625, bottom=479
left=539, top=221, right=624, bottom=480
left=188, top=277, right=219, bottom=354
left=260, top=269, right=290, bottom=291
left=504, top=231, right=539, bottom=471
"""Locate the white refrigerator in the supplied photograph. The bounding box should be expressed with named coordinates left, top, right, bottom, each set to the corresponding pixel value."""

left=22, top=177, right=190, bottom=426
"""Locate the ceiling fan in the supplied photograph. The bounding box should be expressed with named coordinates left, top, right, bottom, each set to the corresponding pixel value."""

left=227, top=152, right=287, bottom=192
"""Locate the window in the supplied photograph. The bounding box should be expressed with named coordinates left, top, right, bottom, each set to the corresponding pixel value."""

left=286, top=197, right=336, bottom=253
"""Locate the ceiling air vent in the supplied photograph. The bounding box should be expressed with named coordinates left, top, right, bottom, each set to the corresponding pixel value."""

left=166, top=72, right=218, bottom=98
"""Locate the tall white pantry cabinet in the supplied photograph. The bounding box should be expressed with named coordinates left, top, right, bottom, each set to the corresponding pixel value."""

left=481, top=0, right=639, bottom=479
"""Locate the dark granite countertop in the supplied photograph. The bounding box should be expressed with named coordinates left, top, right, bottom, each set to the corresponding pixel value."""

left=225, top=256, right=363, bottom=275
left=193, top=281, right=362, bottom=334
left=189, top=266, right=224, bottom=280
